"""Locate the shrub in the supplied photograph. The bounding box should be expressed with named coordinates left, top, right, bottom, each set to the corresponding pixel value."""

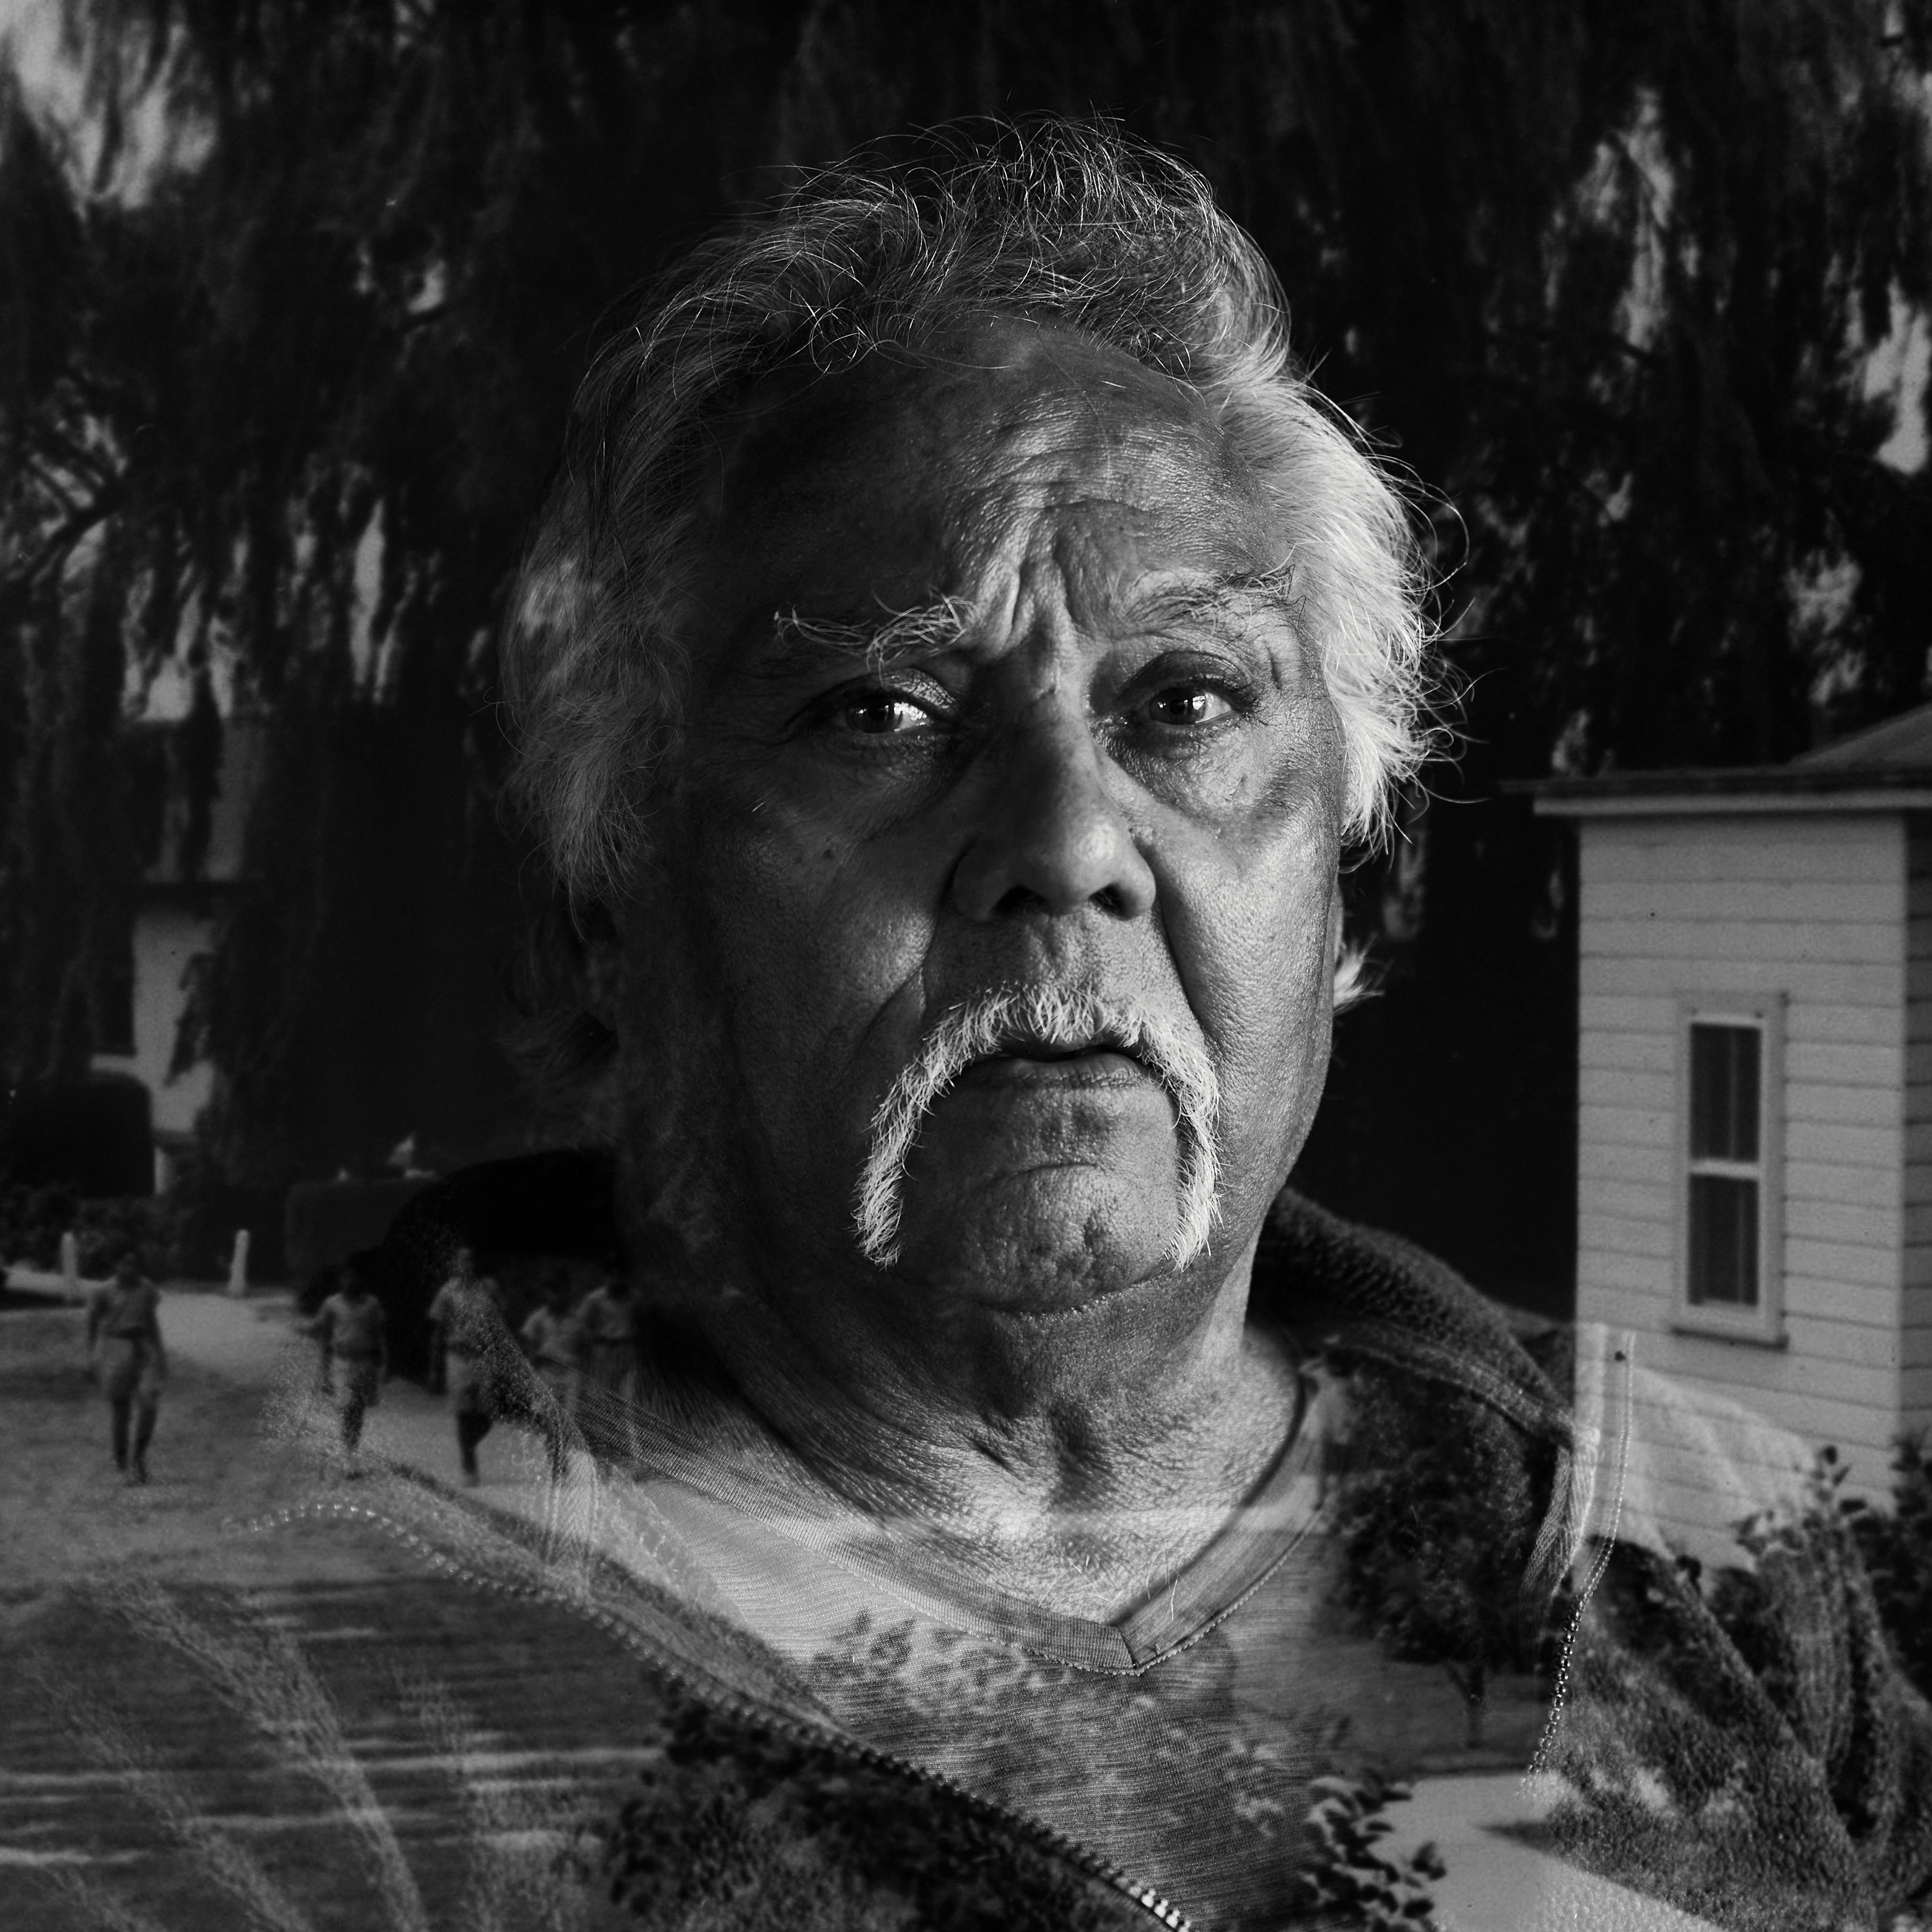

left=1292, top=1770, right=1445, bottom=1932
left=596, top=1701, right=1148, bottom=1931
left=1732, top=1439, right=1932, bottom=1706
left=1329, top=1372, right=1550, bottom=1745
left=0, top=1181, right=79, bottom=1270
left=1840, top=1434, right=1932, bottom=1703
left=0, top=1182, right=188, bottom=1278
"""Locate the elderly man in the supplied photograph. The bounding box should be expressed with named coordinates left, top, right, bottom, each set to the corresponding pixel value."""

left=355, top=125, right=1932, bottom=1930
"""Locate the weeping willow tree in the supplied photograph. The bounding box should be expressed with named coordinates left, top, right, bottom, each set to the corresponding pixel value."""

left=2, top=1, right=1929, bottom=1266
left=0, top=0, right=813, bottom=1183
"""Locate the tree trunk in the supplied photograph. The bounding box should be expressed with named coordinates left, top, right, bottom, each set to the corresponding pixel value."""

left=1449, top=1663, right=1487, bottom=1748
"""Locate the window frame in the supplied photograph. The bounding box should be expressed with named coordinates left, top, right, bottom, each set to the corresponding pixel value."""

left=1672, top=991, right=1786, bottom=1346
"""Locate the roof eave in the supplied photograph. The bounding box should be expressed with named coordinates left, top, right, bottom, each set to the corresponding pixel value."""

left=1520, top=767, right=1932, bottom=817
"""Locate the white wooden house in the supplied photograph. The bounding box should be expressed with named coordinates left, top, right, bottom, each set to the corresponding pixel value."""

left=91, top=719, right=262, bottom=1193
left=1534, top=705, right=1932, bottom=1554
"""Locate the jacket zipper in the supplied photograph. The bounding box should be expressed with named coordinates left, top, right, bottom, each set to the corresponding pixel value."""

left=277, top=1493, right=1198, bottom=1929
left=549, top=1572, right=1197, bottom=1928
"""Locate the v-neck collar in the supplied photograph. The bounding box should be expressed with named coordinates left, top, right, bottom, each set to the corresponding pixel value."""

left=641, top=1349, right=1343, bottom=1677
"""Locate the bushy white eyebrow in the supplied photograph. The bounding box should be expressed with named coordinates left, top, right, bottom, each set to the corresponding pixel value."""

left=769, top=595, right=976, bottom=672
left=763, top=566, right=1296, bottom=685
left=1120, top=561, right=1299, bottom=632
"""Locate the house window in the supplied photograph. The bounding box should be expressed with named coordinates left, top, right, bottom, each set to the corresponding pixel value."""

left=1676, top=995, right=1784, bottom=1342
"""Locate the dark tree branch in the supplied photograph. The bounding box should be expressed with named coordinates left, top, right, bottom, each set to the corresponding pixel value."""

left=1, top=475, right=128, bottom=597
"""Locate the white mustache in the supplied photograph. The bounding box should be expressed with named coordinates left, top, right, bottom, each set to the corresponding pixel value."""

left=851, top=984, right=1222, bottom=1271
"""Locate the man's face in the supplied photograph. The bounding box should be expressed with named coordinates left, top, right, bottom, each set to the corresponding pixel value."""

left=622, top=320, right=1344, bottom=1314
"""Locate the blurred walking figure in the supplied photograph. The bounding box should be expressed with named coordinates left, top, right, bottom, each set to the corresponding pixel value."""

left=519, top=1267, right=577, bottom=1480
left=572, top=1270, right=637, bottom=1460
left=428, top=1247, right=501, bottom=1486
left=87, top=1255, right=166, bottom=1484
left=306, top=1260, right=388, bottom=1475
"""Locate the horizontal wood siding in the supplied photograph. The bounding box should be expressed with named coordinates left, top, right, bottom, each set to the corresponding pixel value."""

left=1609, top=1368, right=1882, bottom=1562
left=1576, top=813, right=1904, bottom=1470
left=1582, top=819, right=1901, bottom=881
left=1904, top=816, right=1932, bottom=1431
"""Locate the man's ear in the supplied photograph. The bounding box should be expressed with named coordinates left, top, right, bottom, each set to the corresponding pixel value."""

left=575, top=902, right=625, bottom=1031
left=1330, top=881, right=1373, bottom=1014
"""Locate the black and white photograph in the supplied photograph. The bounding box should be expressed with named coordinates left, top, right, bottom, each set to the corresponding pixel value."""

left=3, top=4, right=1932, bottom=1927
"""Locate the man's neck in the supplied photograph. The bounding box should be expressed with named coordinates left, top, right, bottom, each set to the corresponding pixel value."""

left=663, top=1238, right=1301, bottom=1623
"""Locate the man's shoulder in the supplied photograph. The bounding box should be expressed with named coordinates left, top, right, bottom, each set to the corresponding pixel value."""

left=1258, top=1189, right=1568, bottom=1443
left=1566, top=1322, right=1821, bottom=1562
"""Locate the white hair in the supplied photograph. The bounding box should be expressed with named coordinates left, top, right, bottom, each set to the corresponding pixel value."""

left=503, top=119, right=1437, bottom=918
left=852, top=984, right=1221, bottom=1273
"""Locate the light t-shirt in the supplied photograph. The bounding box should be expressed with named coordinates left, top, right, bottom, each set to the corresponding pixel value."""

left=316, top=1292, right=385, bottom=1359
left=427, top=1278, right=497, bottom=1358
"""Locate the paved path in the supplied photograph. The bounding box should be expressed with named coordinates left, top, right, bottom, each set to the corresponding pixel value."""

left=17, top=1290, right=1722, bottom=1931
left=1388, top=1774, right=1718, bottom=1931
left=1, top=1580, right=657, bottom=1931
left=0, top=1290, right=654, bottom=1930
left=159, top=1289, right=556, bottom=1497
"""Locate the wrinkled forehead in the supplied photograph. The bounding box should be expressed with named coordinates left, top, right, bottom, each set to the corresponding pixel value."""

left=691, top=318, right=1278, bottom=630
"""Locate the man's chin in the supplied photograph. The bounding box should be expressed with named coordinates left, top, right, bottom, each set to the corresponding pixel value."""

left=887, top=1168, right=1187, bottom=1313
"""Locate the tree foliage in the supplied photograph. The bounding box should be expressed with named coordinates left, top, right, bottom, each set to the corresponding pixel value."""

left=2, top=0, right=1929, bottom=1226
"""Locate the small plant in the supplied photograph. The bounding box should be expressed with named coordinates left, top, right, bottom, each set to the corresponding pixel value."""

left=1292, top=1770, right=1445, bottom=1929
left=1732, top=1441, right=1932, bottom=1707
left=1836, top=1435, right=1932, bottom=1704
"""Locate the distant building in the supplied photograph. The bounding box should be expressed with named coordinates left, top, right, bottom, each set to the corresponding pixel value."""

left=90, top=719, right=263, bottom=1194
left=1535, top=705, right=1932, bottom=1554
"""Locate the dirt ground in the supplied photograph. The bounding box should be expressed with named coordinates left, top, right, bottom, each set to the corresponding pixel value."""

left=0, top=1301, right=401, bottom=1596
left=0, top=1298, right=657, bottom=1932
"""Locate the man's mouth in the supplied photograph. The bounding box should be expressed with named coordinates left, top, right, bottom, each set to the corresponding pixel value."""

left=951, top=1044, right=1152, bottom=1089
left=852, top=986, right=1221, bottom=1269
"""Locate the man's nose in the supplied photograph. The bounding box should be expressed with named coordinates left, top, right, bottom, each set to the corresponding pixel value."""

left=950, top=712, right=1157, bottom=921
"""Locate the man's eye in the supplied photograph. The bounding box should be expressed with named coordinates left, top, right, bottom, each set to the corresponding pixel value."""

left=834, top=693, right=938, bottom=735
left=1143, top=686, right=1236, bottom=728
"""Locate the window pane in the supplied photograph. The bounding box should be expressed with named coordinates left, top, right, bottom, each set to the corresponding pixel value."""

left=1690, top=1022, right=1760, bottom=1162
left=1689, top=1173, right=1759, bottom=1306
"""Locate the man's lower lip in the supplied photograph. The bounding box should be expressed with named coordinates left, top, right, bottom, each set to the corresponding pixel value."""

left=952, top=1049, right=1149, bottom=1089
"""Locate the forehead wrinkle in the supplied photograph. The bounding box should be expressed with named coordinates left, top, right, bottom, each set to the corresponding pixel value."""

left=942, top=424, right=1260, bottom=614
left=1120, top=564, right=1298, bottom=629
left=1021, top=338, right=1132, bottom=505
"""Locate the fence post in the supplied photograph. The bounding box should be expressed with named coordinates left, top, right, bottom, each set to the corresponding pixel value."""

left=227, top=1228, right=251, bottom=1297
left=60, top=1229, right=80, bottom=1300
